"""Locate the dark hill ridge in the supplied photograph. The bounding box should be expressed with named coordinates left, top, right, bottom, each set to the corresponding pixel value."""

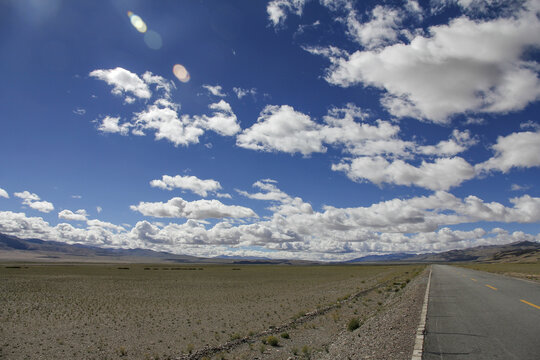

left=338, top=241, right=539, bottom=263
left=408, top=240, right=540, bottom=263
left=346, top=252, right=419, bottom=263
left=1, top=232, right=538, bottom=263
left=0, top=233, right=313, bottom=264
left=0, top=233, right=203, bottom=263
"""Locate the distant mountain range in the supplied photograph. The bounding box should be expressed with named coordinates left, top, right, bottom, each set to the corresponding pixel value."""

left=1, top=232, right=538, bottom=264
left=409, top=241, right=540, bottom=263
left=0, top=233, right=312, bottom=264
left=347, top=241, right=539, bottom=263
left=0, top=232, right=203, bottom=263
left=346, top=252, right=419, bottom=263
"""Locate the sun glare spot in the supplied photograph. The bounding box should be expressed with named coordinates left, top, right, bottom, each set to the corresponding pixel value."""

left=173, top=64, right=190, bottom=83
left=127, top=11, right=147, bottom=33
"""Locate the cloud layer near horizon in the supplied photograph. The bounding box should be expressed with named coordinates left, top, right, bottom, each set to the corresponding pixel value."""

left=1, top=179, right=539, bottom=260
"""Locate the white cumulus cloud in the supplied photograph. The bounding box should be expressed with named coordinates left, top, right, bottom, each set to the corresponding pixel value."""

left=97, top=116, right=131, bottom=135
left=133, top=100, right=204, bottom=146
left=58, top=209, right=89, bottom=222
left=150, top=175, right=223, bottom=197
left=0, top=188, right=9, bottom=198
left=267, top=0, right=307, bottom=27
left=237, top=105, right=326, bottom=156
left=477, top=130, right=540, bottom=173
left=311, top=3, right=540, bottom=122
left=130, top=197, right=257, bottom=220
left=418, top=129, right=477, bottom=156
left=344, top=5, right=403, bottom=50
left=332, top=156, right=476, bottom=191
left=14, top=191, right=54, bottom=213
left=90, top=67, right=151, bottom=100
left=202, top=84, right=226, bottom=97
left=233, top=87, right=257, bottom=99
left=197, top=100, right=241, bottom=136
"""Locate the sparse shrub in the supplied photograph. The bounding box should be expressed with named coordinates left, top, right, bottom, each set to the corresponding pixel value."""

left=186, top=343, right=194, bottom=354
left=259, top=344, right=266, bottom=353
left=302, top=345, right=311, bottom=358
left=266, top=335, right=279, bottom=346
left=262, top=335, right=279, bottom=346
left=116, top=346, right=128, bottom=356
left=347, top=318, right=360, bottom=332
left=280, top=332, right=289, bottom=339
left=230, top=333, right=241, bottom=340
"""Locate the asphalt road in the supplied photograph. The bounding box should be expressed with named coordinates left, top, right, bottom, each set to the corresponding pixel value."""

left=423, top=264, right=540, bottom=359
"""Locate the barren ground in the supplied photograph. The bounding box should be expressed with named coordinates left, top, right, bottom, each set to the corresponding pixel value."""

left=0, top=263, right=425, bottom=360
left=459, top=262, right=540, bottom=282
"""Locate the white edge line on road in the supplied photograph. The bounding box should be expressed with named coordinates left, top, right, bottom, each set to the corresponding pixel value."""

left=412, top=265, right=432, bottom=360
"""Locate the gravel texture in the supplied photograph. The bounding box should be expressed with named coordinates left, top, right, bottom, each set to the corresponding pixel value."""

left=316, top=267, right=429, bottom=360
left=1, top=264, right=422, bottom=360
left=202, top=266, right=428, bottom=360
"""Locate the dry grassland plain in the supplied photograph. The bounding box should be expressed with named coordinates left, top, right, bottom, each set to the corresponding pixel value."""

left=459, top=263, right=540, bottom=282
left=0, top=263, right=424, bottom=359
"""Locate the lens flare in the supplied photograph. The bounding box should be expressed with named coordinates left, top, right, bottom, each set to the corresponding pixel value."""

left=173, top=64, right=190, bottom=83
left=144, top=30, right=162, bottom=50
left=127, top=11, right=147, bottom=33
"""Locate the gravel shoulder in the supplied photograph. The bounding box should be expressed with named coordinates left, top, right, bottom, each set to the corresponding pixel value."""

left=316, top=267, right=428, bottom=360
left=207, top=266, right=428, bottom=360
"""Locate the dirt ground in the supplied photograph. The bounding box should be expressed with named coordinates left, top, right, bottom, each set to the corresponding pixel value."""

left=459, top=262, right=540, bottom=282
left=209, top=267, right=428, bottom=360
left=0, top=263, right=424, bottom=360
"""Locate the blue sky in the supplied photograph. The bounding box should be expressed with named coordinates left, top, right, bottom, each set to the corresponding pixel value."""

left=1, top=0, right=539, bottom=260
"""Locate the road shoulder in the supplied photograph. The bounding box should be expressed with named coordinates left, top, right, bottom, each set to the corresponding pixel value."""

left=316, top=268, right=429, bottom=360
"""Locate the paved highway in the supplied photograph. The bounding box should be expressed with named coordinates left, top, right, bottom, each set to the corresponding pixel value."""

left=423, top=265, right=540, bottom=359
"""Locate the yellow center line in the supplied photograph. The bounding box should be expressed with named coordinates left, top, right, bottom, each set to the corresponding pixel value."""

left=520, top=299, right=540, bottom=310
left=471, top=278, right=477, bottom=282
left=485, top=284, right=497, bottom=291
